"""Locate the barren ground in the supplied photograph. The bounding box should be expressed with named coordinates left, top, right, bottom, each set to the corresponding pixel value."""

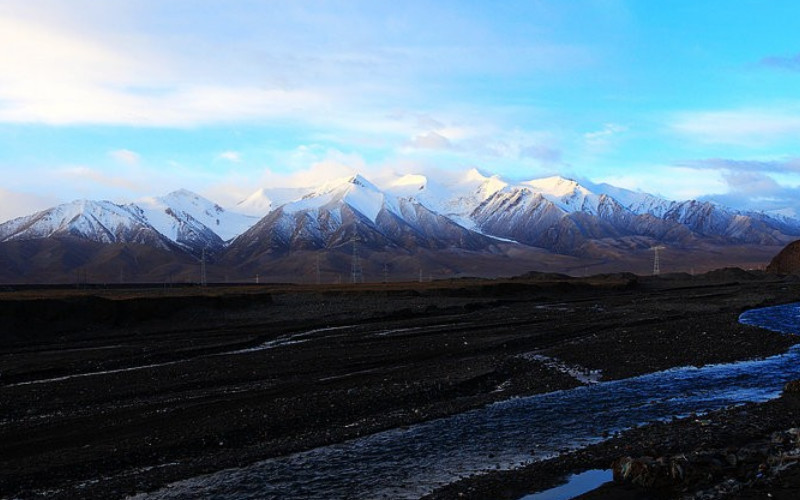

left=1, top=271, right=799, bottom=499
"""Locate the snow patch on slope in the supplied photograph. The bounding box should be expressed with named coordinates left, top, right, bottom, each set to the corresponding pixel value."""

left=285, top=175, right=393, bottom=223
left=136, top=189, right=256, bottom=242
left=0, top=200, right=149, bottom=243
left=524, top=176, right=602, bottom=215
left=416, top=168, right=508, bottom=220
left=236, top=187, right=310, bottom=217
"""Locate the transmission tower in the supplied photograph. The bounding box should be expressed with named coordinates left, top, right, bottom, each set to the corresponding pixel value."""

left=651, top=245, right=665, bottom=276
left=200, top=247, right=208, bottom=286
left=351, top=235, right=363, bottom=284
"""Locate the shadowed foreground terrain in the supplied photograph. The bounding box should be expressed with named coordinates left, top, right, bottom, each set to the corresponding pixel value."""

left=1, top=270, right=799, bottom=498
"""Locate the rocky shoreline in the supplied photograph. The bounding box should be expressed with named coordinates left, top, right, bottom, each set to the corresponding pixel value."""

left=426, top=384, right=800, bottom=499
left=1, top=271, right=799, bottom=499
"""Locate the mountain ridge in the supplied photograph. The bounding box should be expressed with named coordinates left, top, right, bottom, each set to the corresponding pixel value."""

left=1, top=169, right=798, bottom=283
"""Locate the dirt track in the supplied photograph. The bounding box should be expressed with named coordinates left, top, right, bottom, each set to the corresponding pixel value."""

left=1, top=272, right=798, bottom=499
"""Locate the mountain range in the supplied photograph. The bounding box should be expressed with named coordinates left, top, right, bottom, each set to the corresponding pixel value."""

left=1, top=168, right=797, bottom=283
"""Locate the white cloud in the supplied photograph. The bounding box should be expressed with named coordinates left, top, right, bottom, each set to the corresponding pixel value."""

left=0, top=77, right=329, bottom=127
left=674, top=157, right=800, bottom=214
left=699, top=171, right=800, bottom=215
left=406, top=131, right=452, bottom=150
left=470, top=128, right=563, bottom=168
left=583, top=123, right=627, bottom=152
left=597, top=166, right=727, bottom=201
left=0, top=2, right=595, bottom=129
left=671, top=108, right=800, bottom=146
left=679, top=157, right=800, bottom=173
left=0, top=9, right=331, bottom=126
left=283, top=150, right=365, bottom=187
left=59, top=166, right=146, bottom=192
left=205, top=147, right=366, bottom=209
left=218, top=151, right=242, bottom=162
left=110, top=149, right=140, bottom=165
left=599, top=162, right=800, bottom=215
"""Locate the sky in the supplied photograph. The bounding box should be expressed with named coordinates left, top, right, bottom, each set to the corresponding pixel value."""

left=2, top=0, right=800, bottom=221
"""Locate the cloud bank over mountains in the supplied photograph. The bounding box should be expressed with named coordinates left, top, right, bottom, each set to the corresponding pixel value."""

left=1, top=1, right=800, bottom=226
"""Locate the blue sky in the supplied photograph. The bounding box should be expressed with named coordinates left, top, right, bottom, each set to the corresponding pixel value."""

left=2, top=0, right=800, bottom=221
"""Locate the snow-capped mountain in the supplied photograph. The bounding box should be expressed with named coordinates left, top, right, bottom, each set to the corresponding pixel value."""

left=235, top=187, right=310, bottom=217
left=224, top=175, right=494, bottom=264
left=3, top=168, right=800, bottom=283
left=0, top=190, right=256, bottom=256
left=384, top=169, right=798, bottom=250
left=4, top=172, right=798, bottom=258
left=132, top=189, right=257, bottom=249
left=0, top=200, right=175, bottom=249
left=384, top=168, right=508, bottom=230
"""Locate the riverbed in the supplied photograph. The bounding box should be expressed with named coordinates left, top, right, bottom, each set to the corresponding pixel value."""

left=133, top=302, right=800, bottom=499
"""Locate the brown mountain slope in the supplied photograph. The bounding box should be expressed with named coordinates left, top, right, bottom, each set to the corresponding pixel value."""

left=767, top=239, right=800, bottom=274
left=0, top=237, right=201, bottom=284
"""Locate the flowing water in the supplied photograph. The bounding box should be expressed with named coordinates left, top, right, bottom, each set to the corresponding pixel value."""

left=133, top=303, right=800, bottom=499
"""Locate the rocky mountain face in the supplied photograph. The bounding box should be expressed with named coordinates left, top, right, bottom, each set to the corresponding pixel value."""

left=1, top=169, right=799, bottom=283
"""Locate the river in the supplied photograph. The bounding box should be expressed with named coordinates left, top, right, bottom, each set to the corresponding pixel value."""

left=133, top=302, right=800, bottom=499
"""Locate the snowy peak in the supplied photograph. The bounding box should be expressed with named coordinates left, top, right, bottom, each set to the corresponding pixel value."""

left=525, top=176, right=583, bottom=197
left=0, top=199, right=168, bottom=248
left=461, top=168, right=508, bottom=198
left=304, top=174, right=380, bottom=198
left=523, top=176, right=601, bottom=215
left=385, top=174, right=429, bottom=198
left=236, top=186, right=310, bottom=217
left=287, top=173, right=392, bottom=223
left=412, top=168, right=509, bottom=223
left=0, top=190, right=257, bottom=254
left=135, top=189, right=255, bottom=243
left=4, top=169, right=800, bottom=267
left=583, top=181, right=674, bottom=218
left=237, top=188, right=272, bottom=216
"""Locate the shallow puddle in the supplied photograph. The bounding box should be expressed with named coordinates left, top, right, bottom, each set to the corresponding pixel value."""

left=519, top=469, right=612, bottom=500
